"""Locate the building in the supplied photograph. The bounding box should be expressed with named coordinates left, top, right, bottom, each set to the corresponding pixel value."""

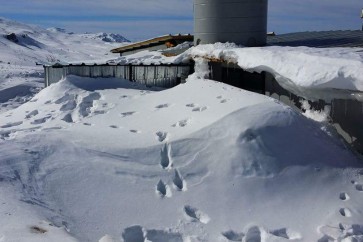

left=111, top=34, right=193, bottom=56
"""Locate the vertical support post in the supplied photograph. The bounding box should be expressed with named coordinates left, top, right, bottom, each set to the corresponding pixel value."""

left=128, top=64, right=133, bottom=81
left=44, top=66, right=47, bottom=87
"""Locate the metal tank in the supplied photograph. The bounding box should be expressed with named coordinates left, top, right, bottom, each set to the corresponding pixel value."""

left=194, top=0, right=268, bottom=46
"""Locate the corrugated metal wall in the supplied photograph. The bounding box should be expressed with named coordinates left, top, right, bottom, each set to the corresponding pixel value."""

left=44, top=64, right=193, bottom=88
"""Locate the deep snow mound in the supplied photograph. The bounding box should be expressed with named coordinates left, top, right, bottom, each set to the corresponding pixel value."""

left=0, top=75, right=362, bottom=241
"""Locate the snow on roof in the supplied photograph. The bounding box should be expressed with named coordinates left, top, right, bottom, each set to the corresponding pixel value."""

left=185, top=43, right=363, bottom=98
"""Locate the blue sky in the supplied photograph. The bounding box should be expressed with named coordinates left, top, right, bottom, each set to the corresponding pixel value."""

left=0, top=0, right=361, bottom=41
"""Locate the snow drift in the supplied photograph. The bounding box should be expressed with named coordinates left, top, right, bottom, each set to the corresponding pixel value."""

left=1, top=69, right=363, bottom=241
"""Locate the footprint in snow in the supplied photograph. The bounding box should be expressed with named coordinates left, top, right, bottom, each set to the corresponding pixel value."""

left=183, top=205, right=210, bottom=224
left=222, top=230, right=244, bottom=241
left=172, top=118, right=191, bottom=128
left=120, top=95, right=128, bottom=99
left=186, top=103, right=196, bottom=108
left=120, top=111, right=136, bottom=118
left=55, top=93, right=77, bottom=104
left=216, top=96, right=223, bottom=99
left=244, top=226, right=262, bottom=242
left=31, top=115, right=52, bottom=124
left=62, top=114, right=74, bottom=123
left=356, top=184, right=363, bottom=192
left=30, top=226, right=47, bottom=234
left=160, top=143, right=173, bottom=170
left=339, top=208, right=352, bottom=217
left=270, top=228, right=302, bottom=240
left=110, top=125, right=119, bottom=129
left=339, top=223, right=346, bottom=231
left=145, top=229, right=183, bottom=242
left=130, top=129, right=141, bottom=134
left=122, top=225, right=144, bottom=242
left=156, top=131, right=169, bottom=142
left=156, top=180, right=172, bottom=198
left=155, top=103, right=170, bottom=109
left=79, top=92, right=102, bottom=118
left=173, top=169, right=186, bottom=191
left=60, top=100, right=77, bottom=112
left=220, top=99, right=228, bottom=104
left=192, top=106, right=208, bottom=112
left=94, top=110, right=108, bottom=115
left=83, top=123, right=93, bottom=126
left=1, top=121, right=23, bottom=128
left=339, top=192, right=350, bottom=201
left=25, top=110, right=39, bottom=119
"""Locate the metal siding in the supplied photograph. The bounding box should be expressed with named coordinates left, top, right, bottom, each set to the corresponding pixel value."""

left=44, top=64, right=192, bottom=88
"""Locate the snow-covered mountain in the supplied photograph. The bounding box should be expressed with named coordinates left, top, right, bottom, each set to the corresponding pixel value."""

left=0, top=17, right=128, bottom=66
left=47, top=27, right=130, bottom=43
left=0, top=17, right=129, bottom=113
left=80, top=32, right=130, bottom=43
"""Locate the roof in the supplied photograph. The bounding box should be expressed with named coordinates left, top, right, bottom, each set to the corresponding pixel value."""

left=267, top=30, right=363, bottom=48
left=111, top=30, right=363, bottom=55
left=111, top=34, right=194, bottom=53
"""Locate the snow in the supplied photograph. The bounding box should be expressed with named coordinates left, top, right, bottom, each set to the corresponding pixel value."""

left=1, top=18, right=363, bottom=242
left=0, top=185, right=77, bottom=242
left=184, top=43, right=363, bottom=99
left=79, top=32, right=130, bottom=43
left=0, top=17, right=127, bottom=113
left=109, top=42, right=363, bottom=100
left=1, top=59, right=363, bottom=241
left=300, top=100, right=331, bottom=122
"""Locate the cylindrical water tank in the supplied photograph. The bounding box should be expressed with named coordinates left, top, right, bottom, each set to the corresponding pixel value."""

left=194, top=0, right=268, bottom=46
